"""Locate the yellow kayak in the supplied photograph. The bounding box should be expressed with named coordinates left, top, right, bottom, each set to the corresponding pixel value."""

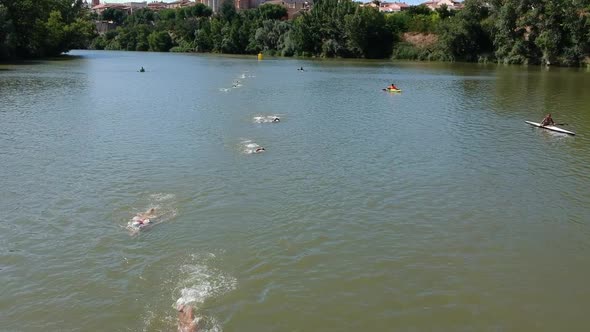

left=383, top=88, right=402, bottom=92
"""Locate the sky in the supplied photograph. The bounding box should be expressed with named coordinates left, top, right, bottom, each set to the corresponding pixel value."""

left=102, top=0, right=428, bottom=4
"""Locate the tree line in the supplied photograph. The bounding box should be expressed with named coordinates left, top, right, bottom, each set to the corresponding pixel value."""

left=2, top=0, right=590, bottom=66
left=0, top=0, right=95, bottom=60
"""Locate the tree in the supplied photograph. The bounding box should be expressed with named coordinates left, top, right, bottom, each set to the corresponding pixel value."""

left=0, top=4, right=15, bottom=58
left=219, top=0, right=237, bottom=22
left=191, top=3, right=213, bottom=18
left=437, top=0, right=492, bottom=61
left=345, top=6, right=393, bottom=58
left=291, top=0, right=358, bottom=57
left=101, top=8, right=127, bottom=25
left=253, top=19, right=291, bottom=53
left=0, top=0, right=96, bottom=59
left=436, top=4, right=455, bottom=20
left=148, top=30, right=172, bottom=51
left=407, top=4, right=432, bottom=17
left=258, top=4, right=287, bottom=20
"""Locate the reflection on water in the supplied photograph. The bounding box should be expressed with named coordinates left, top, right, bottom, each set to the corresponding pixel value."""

left=1, top=51, right=590, bottom=331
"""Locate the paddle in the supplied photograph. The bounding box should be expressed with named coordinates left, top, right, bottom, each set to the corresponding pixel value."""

left=555, top=123, right=568, bottom=126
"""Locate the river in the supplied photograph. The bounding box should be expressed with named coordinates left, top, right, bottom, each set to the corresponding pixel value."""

left=1, top=50, right=590, bottom=331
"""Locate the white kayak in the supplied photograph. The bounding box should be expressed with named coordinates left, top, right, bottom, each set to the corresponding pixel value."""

left=525, top=121, right=575, bottom=136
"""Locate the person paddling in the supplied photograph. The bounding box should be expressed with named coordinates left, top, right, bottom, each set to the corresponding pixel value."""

left=540, top=113, right=555, bottom=126
left=388, top=83, right=399, bottom=90
left=139, top=67, right=145, bottom=72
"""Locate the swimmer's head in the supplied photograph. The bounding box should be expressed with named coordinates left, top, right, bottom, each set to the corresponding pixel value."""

left=149, top=208, right=156, bottom=213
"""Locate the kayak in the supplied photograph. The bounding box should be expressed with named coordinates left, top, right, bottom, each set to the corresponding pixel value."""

left=525, top=121, right=575, bottom=135
left=383, top=88, right=402, bottom=93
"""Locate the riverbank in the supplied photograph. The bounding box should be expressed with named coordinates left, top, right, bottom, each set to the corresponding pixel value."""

left=86, top=0, right=590, bottom=67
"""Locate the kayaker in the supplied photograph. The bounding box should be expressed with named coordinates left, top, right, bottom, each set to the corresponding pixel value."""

left=140, top=67, right=145, bottom=72
left=540, top=113, right=555, bottom=126
left=388, top=83, right=398, bottom=90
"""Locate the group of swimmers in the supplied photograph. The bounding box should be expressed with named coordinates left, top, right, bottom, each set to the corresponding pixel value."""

left=129, top=208, right=200, bottom=331
left=251, top=117, right=280, bottom=153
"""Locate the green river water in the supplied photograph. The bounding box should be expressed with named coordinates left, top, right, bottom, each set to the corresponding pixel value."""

left=1, top=50, right=590, bottom=331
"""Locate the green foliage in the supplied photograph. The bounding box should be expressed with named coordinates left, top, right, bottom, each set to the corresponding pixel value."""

left=148, top=31, right=172, bottom=52
left=407, top=13, right=439, bottom=33
left=0, top=0, right=96, bottom=59
left=290, top=0, right=360, bottom=57
left=191, top=3, right=213, bottom=18
left=386, top=12, right=410, bottom=32
left=407, top=5, right=432, bottom=17
left=4, top=0, right=585, bottom=65
left=344, top=7, right=394, bottom=58
left=101, top=8, right=127, bottom=25
left=436, top=4, right=455, bottom=20
left=253, top=20, right=291, bottom=53
left=170, top=39, right=195, bottom=52
left=257, top=4, right=288, bottom=20
left=219, top=0, right=237, bottom=22
left=436, top=0, right=493, bottom=62
left=487, top=0, right=590, bottom=65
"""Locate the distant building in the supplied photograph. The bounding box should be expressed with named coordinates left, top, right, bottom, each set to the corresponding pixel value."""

left=197, top=0, right=221, bottom=12
left=259, top=0, right=311, bottom=18
left=91, top=1, right=148, bottom=14
left=95, top=20, right=118, bottom=34
left=235, top=0, right=251, bottom=10
left=379, top=2, right=410, bottom=12
left=166, top=0, right=198, bottom=8
left=92, top=0, right=100, bottom=6
left=360, top=1, right=409, bottom=13
left=91, top=3, right=126, bottom=14
left=148, top=1, right=168, bottom=10
left=420, top=0, right=463, bottom=10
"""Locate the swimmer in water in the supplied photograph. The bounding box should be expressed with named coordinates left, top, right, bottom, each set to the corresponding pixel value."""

left=131, top=208, right=157, bottom=226
left=272, top=117, right=280, bottom=123
left=255, top=147, right=265, bottom=153
left=177, top=304, right=198, bottom=332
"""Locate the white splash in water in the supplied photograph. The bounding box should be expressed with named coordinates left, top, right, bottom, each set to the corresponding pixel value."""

left=253, top=115, right=281, bottom=123
left=174, top=253, right=237, bottom=332
left=241, top=141, right=266, bottom=154
left=126, top=193, right=177, bottom=234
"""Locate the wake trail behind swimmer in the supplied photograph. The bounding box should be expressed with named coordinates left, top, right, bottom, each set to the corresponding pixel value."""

left=127, top=207, right=168, bottom=232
